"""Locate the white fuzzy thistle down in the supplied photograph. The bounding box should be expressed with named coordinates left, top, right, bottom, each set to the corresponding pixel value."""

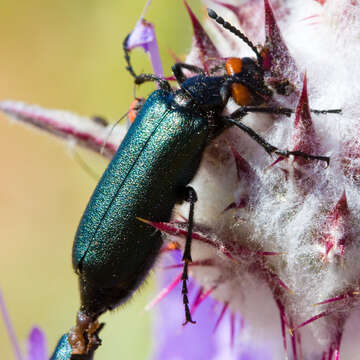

left=1, top=0, right=360, bottom=359
left=167, top=0, right=360, bottom=359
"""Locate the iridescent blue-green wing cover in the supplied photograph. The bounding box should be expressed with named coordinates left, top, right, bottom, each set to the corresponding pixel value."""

left=72, top=89, right=209, bottom=292
left=73, top=90, right=169, bottom=278
left=50, top=334, right=72, bottom=360
left=50, top=333, right=99, bottom=360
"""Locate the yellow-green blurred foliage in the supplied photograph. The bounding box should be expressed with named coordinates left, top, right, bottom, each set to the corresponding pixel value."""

left=0, top=1, right=202, bottom=358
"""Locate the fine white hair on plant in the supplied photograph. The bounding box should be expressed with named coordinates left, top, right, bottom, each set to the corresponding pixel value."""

left=158, top=0, right=359, bottom=359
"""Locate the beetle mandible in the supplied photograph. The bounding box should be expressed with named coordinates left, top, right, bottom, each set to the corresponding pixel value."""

left=65, top=8, right=340, bottom=356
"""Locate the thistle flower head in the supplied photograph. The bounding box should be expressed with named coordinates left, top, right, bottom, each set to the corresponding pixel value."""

left=149, top=1, right=360, bottom=359
left=1, top=0, right=360, bottom=359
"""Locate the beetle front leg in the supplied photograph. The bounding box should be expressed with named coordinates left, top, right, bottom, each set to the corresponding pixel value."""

left=131, top=73, right=172, bottom=92
left=223, top=114, right=330, bottom=165
left=177, top=186, right=198, bottom=325
left=230, top=106, right=293, bottom=118
left=219, top=78, right=232, bottom=105
left=172, top=63, right=205, bottom=84
left=220, top=74, right=273, bottom=105
left=123, top=34, right=172, bottom=92
left=230, top=106, right=341, bottom=117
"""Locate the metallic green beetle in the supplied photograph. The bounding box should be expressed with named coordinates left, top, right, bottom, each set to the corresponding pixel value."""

left=52, top=9, right=337, bottom=358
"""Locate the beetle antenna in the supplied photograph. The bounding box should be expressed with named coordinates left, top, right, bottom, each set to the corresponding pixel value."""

left=100, top=110, right=130, bottom=155
left=207, top=8, right=262, bottom=65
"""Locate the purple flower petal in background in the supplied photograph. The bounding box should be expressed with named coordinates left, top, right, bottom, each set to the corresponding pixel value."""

left=126, top=0, right=163, bottom=78
left=1, top=288, right=48, bottom=360
left=151, top=251, right=218, bottom=360
left=0, top=288, right=23, bottom=360
left=25, top=327, right=48, bottom=360
left=151, top=250, right=272, bottom=360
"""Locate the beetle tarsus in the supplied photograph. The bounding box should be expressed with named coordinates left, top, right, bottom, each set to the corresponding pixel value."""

left=311, top=108, right=342, bottom=114
left=182, top=260, right=196, bottom=325
left=274, top=149, right=330, bottom=166
left=224, top=116, right=330, bottom=165
left=180, top=186, right=198, bottom=325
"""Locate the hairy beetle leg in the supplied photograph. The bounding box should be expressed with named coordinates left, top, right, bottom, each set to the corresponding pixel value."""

left=172, top=63, right=205, bottom=84
left=133, top=74, right=172, bottom=92
left=123, top=34, right=172, bottom=93
left=68, top=310, right=102, bottom=355
left=311, top=108, right=342, bottom=114
left=224, top=109, right=330, bottom=165
left=180, top=186, right=197, bottom=325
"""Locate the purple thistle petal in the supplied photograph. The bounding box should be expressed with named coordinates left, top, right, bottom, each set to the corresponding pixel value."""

left=0, top=288, right=23, bottom=360
left=151, top=252, right=274, bottom=360
left=151, top=257, right=218, bottom=360
left=126, top=0, right=164, bottom=78
left=25, top=327, right=48, bottom=360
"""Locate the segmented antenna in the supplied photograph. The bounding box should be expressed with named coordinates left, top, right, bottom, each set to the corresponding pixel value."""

left=207, top=8, right=262, bottom=65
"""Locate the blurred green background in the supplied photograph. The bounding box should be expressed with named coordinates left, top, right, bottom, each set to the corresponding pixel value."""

left=0, top=0, right=202, bottom=358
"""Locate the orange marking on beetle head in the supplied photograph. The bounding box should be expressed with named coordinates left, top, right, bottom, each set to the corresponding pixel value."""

left=225, top=57, right=252, bottom=106
left=225, top=57, right=243, bottom=75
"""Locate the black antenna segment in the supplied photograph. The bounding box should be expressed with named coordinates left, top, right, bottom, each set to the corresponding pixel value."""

left=207, top=8, right=262, bottom=65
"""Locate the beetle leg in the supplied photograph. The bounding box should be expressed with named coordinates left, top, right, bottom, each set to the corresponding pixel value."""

left=132, top=73, right=172, bottom=92
left=311, top=108, right=342, bottom=114
left=230, top=106, right=342, bottom=117
left=223, top=115, right=330, bottom=165
left=123, top=34, right=172, bottom=92
left=209, top=63, right=225, bottom=75
left=230, top=106, right=293, bottom=118
left=219, top=78, right=232, bottom=105
left=179, top=186, right=198, bottom=325
left=172, top=63, right=205, bottom=84
left=123, top=34, right=138, bottom=79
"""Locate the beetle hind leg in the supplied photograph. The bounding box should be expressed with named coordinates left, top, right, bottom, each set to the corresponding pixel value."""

left=179, top=186, right=198, bottom=325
